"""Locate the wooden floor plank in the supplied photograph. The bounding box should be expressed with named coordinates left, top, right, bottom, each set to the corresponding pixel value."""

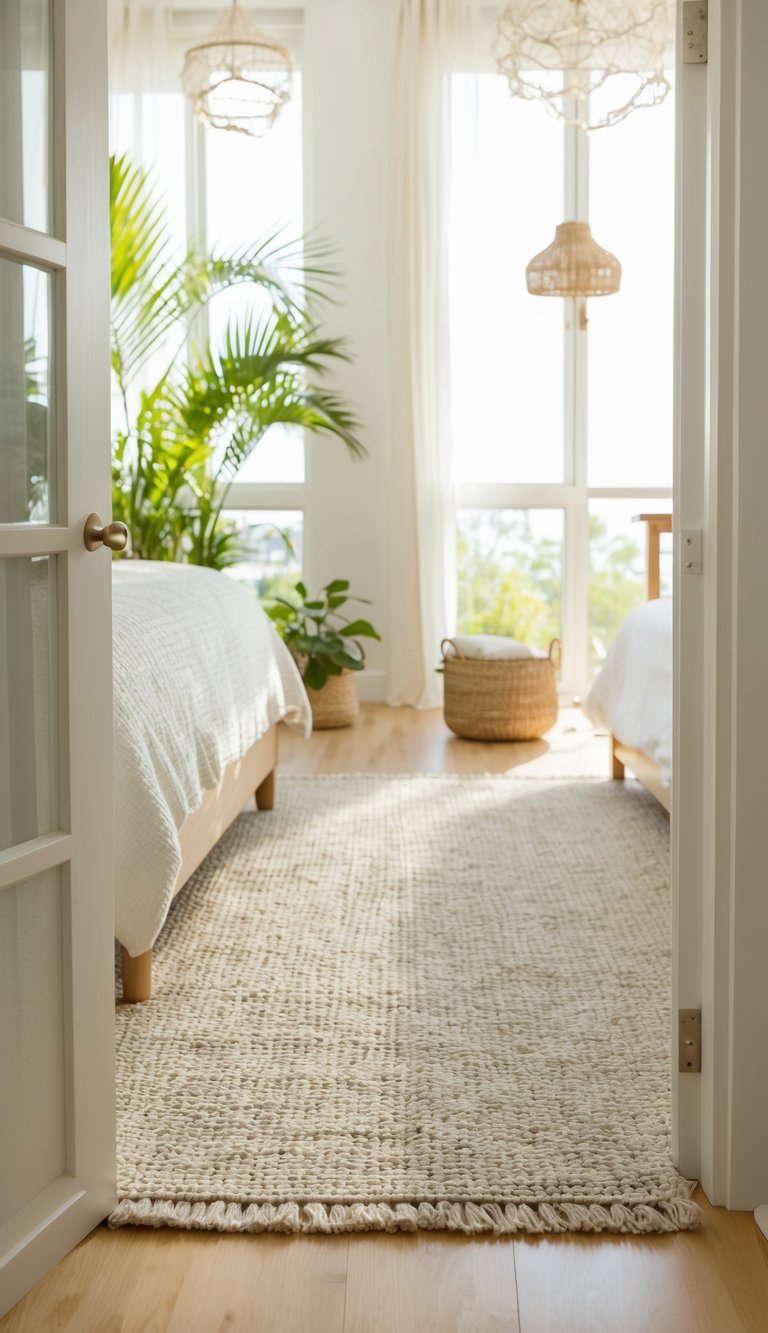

left=0, top=1226, right=156, bottom=1333
left=278, top=705, right=607, bottom=779
left=0, top=1228, right=349, bottom=1333
left=513, top=1188, right=768, bottom=1333
left=111, top=1228, right=195, bottom=1333
left=160, top=1233, right=348, bottom=1333
left=344, top=1234, right=520, bottom=1333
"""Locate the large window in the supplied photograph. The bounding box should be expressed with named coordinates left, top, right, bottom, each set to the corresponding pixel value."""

left=450, top=72, right=674, bottom=695
left=222, top=509, right=303, bottom=600
left=458, top=509, right=563, bottom=645
left=202, top=75, right=306, bottom=586
left=587, top=78, right=675, bottom=488
left=450, top=76, right=564, bottom=486
left=109, top=23, right=306, bottom=591
left=204, top=78, right=305, bottom=489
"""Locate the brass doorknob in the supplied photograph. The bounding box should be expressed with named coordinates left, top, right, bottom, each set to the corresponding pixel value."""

left=84, top=512, right=129, bottom=553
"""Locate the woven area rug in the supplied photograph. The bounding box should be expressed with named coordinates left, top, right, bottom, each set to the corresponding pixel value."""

left=112, top=774, right=699, bottom=1236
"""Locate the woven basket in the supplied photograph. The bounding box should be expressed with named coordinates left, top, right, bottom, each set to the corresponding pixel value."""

left=441, top=638, right=561, bottom=741
left=306, top=669, right=359, bottom=730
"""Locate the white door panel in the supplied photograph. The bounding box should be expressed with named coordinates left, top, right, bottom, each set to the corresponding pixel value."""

left=0, top=0, right=115, bottom=1316
left=671, top=2, right=708, bottom=1181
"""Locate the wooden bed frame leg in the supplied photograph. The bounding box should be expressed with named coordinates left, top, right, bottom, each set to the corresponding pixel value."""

left=611, top=736, right=625, bottom=781
left=255, top=766, right=275, bottom=811
left=121, top=946, right=152, bottom=1003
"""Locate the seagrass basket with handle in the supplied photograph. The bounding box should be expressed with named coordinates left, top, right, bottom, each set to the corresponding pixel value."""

left=441, top=638, right=561, bottom=741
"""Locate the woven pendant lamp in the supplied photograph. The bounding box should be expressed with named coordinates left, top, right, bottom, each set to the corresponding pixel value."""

left=525, top=221, right=621, bottom=298
left=182, top=2, right=292, bottom=138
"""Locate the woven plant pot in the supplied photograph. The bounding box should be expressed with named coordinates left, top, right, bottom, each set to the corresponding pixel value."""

left=306, top=669, right=359, bottom=730
left=441, top=638, right=561, bottom=742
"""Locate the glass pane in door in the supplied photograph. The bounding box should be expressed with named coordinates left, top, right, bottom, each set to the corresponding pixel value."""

left=0, top=869, right=66, bottom=1228
left=0, top=0, right=52, bottom=233
left=0, top=258, right=53, bottom=523
left=0, top=556, right=58, bottom=852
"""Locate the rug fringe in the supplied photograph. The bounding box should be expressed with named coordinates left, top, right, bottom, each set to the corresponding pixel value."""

left=283, top=773, right=608, bottom=784
left=109, top=1193, right=702, bottom=1236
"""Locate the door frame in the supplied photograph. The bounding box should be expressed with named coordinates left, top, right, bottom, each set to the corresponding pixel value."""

left=674, top=0, right=768, bottom=1207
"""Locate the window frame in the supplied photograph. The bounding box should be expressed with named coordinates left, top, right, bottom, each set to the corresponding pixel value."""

left=453, top=84, right=673, bottom=698
left=182, top=51, right=307, bottom=570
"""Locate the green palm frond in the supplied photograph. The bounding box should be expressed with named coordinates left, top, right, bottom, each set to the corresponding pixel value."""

left=110, top=153, right=343, bottom=390
left=110, top=155, right=171, bottom=298
left=167, top=314, right=362, bottom=471
left=110, top=151, right=364, bottom=568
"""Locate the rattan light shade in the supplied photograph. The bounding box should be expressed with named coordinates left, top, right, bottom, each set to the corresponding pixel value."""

left=526, top=222, right=621, bottom=298
left=182, top=2, right=292, bottom=138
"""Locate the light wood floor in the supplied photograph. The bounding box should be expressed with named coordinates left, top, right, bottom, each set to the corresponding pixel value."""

left=5, top=705, right=768, bottom=1333
left=279, top=702, right=610, bottom=779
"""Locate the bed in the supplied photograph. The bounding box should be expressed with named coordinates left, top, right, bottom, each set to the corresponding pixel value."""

left=584, top=514, right=672, bottom=813
left=113, top=561, right=311, bottom=1002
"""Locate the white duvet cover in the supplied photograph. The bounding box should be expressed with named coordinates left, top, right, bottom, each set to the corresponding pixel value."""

left=113, top=562, right=311, bottom=956
left=584, top=597, right=673, bottom=785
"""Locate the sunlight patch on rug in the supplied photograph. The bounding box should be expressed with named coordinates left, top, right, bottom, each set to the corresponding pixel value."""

left=112, top=775, right=699, bottom=1235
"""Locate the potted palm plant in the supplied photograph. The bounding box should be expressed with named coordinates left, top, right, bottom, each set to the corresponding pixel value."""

left=267, top=580, right=380, bottom=728
left=110, top=153, right=363, bottom=567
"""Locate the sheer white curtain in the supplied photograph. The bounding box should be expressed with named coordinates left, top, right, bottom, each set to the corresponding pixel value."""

left=109, top=1, right=179, bottom=95
left=387, top=0, right=476, bottom=708
left=108, top=1, right=190, bottom=185
left=108, top=1, right=192, bottom=279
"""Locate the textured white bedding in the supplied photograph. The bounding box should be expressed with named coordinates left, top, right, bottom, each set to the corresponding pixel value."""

left=113, top=562, right=311, bottom=956
left=584, top=597, right=673, bottom=785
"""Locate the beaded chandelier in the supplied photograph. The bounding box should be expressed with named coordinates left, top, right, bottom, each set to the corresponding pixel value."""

left=182, top=2, right=292, bottom=138
left=493, top=0, right=675, bottom=131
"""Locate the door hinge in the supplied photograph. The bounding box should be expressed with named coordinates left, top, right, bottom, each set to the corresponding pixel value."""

left=679, top=1008, right=702, bottom=1072
left=683, top=1, right=708, bottom=64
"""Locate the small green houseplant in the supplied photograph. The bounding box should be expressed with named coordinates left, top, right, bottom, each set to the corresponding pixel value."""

left=267, top=579, right=380, bottom=728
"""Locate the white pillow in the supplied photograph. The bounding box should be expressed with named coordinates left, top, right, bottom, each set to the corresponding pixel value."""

left=444, top=634, right=546, bottom=661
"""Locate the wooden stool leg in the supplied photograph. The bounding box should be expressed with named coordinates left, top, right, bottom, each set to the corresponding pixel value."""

left=122, top=946, right=152, bottom=1003
left=611, top=736, right=625, bottom=781
left=255, top=767, right=275, bottom=811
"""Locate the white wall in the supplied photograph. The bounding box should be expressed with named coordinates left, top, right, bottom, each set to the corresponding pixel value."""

left=302, top=0, right=395, bottom=701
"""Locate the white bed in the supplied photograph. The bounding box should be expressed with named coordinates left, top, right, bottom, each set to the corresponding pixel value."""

left=113, top=562, right=311, bottom=994
left=585, top=596, right=673, bottom=788
left=583, top=512, right=673, bottom=813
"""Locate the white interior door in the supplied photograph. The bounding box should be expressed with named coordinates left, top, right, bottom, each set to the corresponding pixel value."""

left=674, top=0, right=768, bottom=1208
left=671, top=0, right=708, bottom=1182
left=0, top=0, right=115, bottom=1316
